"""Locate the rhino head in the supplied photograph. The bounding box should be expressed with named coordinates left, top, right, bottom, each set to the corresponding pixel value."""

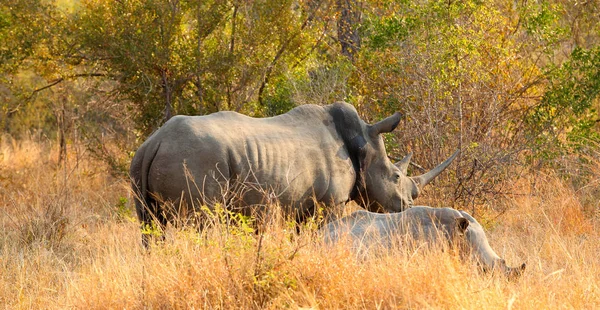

left=353, top=112, right=459, bottom=213
left=456, top=211, right=527, bottom=279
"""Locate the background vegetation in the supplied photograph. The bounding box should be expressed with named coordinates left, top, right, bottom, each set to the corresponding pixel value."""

left=2, top=0, right=600, bottom=308
left=1, top=131, right=599, bottom=308
left=3, top=0, right=600, bottom=207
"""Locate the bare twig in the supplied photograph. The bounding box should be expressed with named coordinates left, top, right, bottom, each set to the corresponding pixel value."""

left=25, top=73, right=107, bottom=102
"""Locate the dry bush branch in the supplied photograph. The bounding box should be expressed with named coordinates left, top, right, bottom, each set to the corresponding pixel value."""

left=1, top=138, right=600, bottom=308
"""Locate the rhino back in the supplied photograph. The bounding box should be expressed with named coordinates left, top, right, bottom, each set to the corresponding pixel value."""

left=399, top=207, right=465, bottom=242
left=322, top=207, right=465, bottom=251
left=322, top=210, right=402, bottom=251
left=146, top=104, right=357, bottom=212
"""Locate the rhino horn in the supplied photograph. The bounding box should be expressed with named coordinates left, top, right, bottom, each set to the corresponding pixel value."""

left=368, top=112, right=402, bottom=137
left=411, top=150, right=460, bottom=187
left=394, top=152, right=413, bottom=174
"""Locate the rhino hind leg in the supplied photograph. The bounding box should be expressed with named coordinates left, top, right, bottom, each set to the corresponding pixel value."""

left=136, top=195, right=169, bottom=248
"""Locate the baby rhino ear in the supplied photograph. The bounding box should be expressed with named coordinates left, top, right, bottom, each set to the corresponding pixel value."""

left=455, top=217, right=469, bottom=234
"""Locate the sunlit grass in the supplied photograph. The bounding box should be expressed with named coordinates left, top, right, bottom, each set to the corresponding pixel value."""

left=1, top=137, right=599, bottom=309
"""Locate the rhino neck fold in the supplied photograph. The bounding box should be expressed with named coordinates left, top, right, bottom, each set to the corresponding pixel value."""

left=348, top=169, right=362, bottom=203
left=327, top=104, right=368, bottom=205
left=347, top=143, right=366, bottom=204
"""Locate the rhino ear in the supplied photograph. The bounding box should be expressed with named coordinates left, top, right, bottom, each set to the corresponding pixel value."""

left=455, top=217, right=469, bottom=234
left=394, top=152, right=412, bottom=175
left=368, top=112, right=402, bottom=137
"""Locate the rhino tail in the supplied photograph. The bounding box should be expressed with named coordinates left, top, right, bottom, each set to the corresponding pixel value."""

left=131, top=140, right=164, bottom=247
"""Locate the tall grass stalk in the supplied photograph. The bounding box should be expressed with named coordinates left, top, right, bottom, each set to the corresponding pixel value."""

left=1, top=137, right=599, bottom=308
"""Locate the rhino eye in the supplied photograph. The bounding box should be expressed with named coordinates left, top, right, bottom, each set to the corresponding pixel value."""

left=394, top=174, right=401, bottom=181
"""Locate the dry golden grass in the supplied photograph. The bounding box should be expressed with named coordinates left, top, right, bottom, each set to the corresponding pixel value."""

left=1, top=137, right=600, bottom=309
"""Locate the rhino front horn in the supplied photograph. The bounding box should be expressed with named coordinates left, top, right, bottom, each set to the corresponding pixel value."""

left=411, top=150, right=460, bottom=187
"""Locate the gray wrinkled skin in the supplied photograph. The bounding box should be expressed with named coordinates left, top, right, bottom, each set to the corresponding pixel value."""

left=321, top=206, right=526, bottom=278
left=130, top=102, right=456, bottom=244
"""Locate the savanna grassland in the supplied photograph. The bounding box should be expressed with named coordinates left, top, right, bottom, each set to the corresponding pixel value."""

left=4, top=0, right=600, bottom=308
left=2, top=137, right=599, bottom=309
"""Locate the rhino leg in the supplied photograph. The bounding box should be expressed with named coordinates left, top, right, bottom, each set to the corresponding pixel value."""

left=137, top=196, right=168, bottom=248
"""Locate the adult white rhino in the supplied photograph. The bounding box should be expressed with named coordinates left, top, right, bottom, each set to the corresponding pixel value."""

left=321, top=206, right=526, bottom=278
left=130, top=102, right=457, bottom=243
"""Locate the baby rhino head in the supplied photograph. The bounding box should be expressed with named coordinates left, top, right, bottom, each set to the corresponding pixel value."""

left=452, top=211, right=526, bottom=279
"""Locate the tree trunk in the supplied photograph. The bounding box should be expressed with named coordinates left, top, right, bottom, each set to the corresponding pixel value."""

left=226, top=4, right=238, bottom=111
left=161, top=69, right=173, bottom=121
left=57, top=97, right=67, bottom=166
left=336, top=0, right=361, bottom=61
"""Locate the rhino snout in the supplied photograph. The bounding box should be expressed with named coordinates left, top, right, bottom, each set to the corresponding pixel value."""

left=393, top=198, right=412, bottom=212
left=505, top=262, right=526, bottom=279
left=493, top=259, right=526, bottom=279
left=480, top=258, right=526, bottom=279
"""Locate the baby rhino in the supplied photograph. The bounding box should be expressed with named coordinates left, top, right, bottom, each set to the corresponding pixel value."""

left=322, top=206, right=525, bottom=278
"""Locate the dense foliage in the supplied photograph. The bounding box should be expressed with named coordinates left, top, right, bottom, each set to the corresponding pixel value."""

left=2, top=0, right=600, bottom=207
